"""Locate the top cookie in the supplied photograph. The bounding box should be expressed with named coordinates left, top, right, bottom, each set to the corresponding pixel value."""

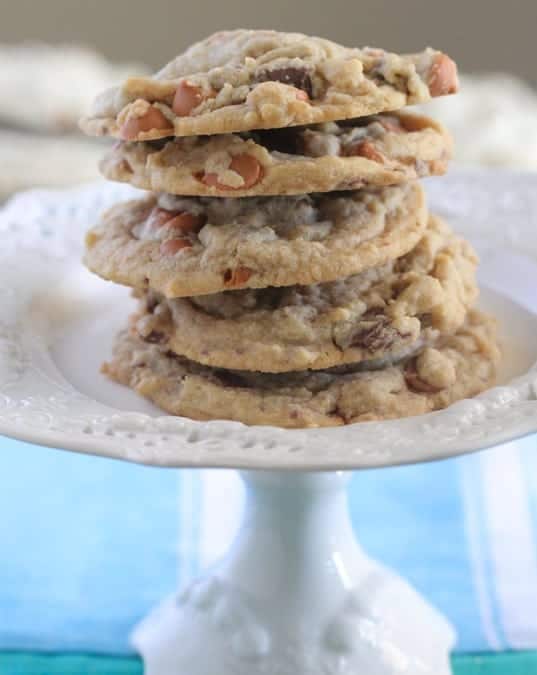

left=80, top=29, right=458, bottom=140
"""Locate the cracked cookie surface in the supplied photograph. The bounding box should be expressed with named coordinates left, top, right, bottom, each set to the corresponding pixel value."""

left=80, top=29, right=458, bottom=140
left=101, top=112, right=451, bottom=196
left=103, top=310, right=499, bottom=428
left=84, top=182, right=427, bottom=297
left=132, top=215, right=478, bottom=372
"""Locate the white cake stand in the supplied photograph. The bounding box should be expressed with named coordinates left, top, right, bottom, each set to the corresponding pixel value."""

left=1, top=171, right=537, bottom=675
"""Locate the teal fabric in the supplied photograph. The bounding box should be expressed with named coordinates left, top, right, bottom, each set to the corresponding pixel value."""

left=3, top=436, right=537, bottom=653
left=1, top=651, right=537, bottom=675
left=0, top=653, right=141, bottom=675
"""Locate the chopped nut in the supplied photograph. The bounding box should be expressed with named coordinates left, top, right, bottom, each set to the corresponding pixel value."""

left=404, top=365, right=441, bottom=394
left=404, top=348, right=455, bottom=393
left=416, top=347, right=456, bottom=388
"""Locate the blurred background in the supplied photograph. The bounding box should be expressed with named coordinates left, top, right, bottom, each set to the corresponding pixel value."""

left=1, top=0, right=537, bottom=202
left=3, top=0, right=537, bottom=79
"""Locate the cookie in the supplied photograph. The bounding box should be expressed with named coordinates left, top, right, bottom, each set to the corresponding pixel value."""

left=103, top=310, right=499, bottom=428
left=101, top=112, right=451, bottom=196
left=84, top=182, right=427, bottom=297
left=132, top=215, right=478, bottom=372
left=80, top=29, right=458, bottom=140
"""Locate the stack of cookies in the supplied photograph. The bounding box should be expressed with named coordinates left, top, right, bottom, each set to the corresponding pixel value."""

left=81, top=30, right=500, bottom=428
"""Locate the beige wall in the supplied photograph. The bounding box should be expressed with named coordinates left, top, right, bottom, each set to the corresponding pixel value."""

left=2, top=0, right=536, bottom=84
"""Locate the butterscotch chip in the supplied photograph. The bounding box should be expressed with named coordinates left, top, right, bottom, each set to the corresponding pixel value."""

left=80, top=29, right=458, bottom=140
left=100, top=111, right=452, bottom=196
left=132, top=215, right=478, bottom=372
left=119, top=105, right=173, bottom=139
left=103, top=310, right=499, bottom=428
left=84, top=182, right=427, bottom=298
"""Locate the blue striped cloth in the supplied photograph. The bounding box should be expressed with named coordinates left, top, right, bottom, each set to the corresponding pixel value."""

left=1, top=436, right=537, bottom=654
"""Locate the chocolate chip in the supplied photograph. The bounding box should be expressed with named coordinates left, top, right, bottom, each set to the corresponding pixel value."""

left=255, top=66, right=314, bottom=98
left=350, top=317, right=400, bottom=353
left=254, top=128, right=301, bottom=155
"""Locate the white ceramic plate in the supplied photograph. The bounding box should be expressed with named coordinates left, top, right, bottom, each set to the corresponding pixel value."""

left=1, top=170, right=536, bottom=469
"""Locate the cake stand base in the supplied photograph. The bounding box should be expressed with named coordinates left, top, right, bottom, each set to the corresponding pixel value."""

left=132, top=471, right=455, bottom=675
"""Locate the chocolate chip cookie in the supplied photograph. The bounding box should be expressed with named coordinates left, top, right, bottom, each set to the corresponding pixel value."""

left=81, top=28, right=501, bottom=428
left=103, top=310, right=499, bottom=428
left=101, top=112, right=451, bottom=196
left=80, top=29, right=458, bottom=141
left=131, top=215, right=478, bottom=372
left=84, top=182, right=427, bottom=297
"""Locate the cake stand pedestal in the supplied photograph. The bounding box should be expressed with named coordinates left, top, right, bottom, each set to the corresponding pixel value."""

left=132, top=470, right=453, bottom=675
left=1, top=172, right=537, bottom=675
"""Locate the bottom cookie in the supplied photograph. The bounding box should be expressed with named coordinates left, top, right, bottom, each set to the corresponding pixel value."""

left=103, top=310, right=500, bottom=428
